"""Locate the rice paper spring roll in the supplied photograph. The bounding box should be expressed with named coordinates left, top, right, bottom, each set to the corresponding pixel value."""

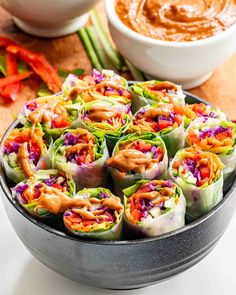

left=52, top=128, right=109, bottom=190
left=63, top=188, right=124, bottom=240
left=2, top=126, right=52, bottom=183
left=11, top=169, right=76, bottom=218
left=18, top=95, right=79, bottom=139
left=62, top=69, right=131, bottom=110
left=78, top=100, right=132, bottom=152
left=184, top=103, right=227, bottom=128
left=123, top=180, right=186, bottom=237
left=131, top=80, right=185, bottom=113
left=107, top=132, right=168, bottom=196
left=169, top=147, right=224, bottom=220
left=185, top=117, right=236, bottom=190
left=131, top=103, right=185, bottom=158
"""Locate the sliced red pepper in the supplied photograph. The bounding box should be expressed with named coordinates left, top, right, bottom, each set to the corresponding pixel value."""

left=0, top=37, right=15, bottom=48
left=1, top=53, right=23, bottom=102
left=0, top=71, right=32, bottom=88
left=200, top=167, right=210, bottom=179
left=52, top=116, right=70, bottom=129
left=158, top=120, right=172, bottom=130
left=7, top=44, right=62, bottom=93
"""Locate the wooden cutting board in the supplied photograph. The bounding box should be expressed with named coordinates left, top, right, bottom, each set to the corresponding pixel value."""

left=0, top=1, right=236, bottom=139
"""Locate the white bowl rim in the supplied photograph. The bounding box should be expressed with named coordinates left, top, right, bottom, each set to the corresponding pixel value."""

left=105, top=0, right=236, bottom=48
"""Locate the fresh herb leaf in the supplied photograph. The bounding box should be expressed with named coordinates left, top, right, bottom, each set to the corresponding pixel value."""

left=0, top=55, right=7, bottom=76
left=58, top=68, right=84, bottom=81
left=37, top=82, right=52, bottom=97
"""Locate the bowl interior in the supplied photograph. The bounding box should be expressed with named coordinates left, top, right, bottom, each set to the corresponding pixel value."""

left=0, top=88, right=235, bottom=245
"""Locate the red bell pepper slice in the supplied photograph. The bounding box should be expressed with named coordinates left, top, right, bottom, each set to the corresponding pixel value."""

left=1, top=53, right=23, bottom=102
left=7, top=44, right=63, bottom=93
left=0, top=37, right=15, bottom=48
left=0, top=71, right=33, bottom=88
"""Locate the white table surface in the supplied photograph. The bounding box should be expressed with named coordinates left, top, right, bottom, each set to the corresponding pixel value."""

left=1, top=198, right=236, bottom=295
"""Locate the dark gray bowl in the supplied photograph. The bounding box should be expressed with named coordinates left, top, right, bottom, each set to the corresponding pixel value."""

left=0, top=92, right=236, bottom=290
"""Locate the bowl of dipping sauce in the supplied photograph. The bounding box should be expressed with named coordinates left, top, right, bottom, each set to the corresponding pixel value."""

left=106, top=0, right=236, bottom=89
left=0, top=0, right=101, bottom=38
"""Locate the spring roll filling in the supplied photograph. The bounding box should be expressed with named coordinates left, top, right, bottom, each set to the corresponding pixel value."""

left=107, top=140, right=164, bottom=174
left=64, top=190, right=123, bottom=232
left=171, top=148, right=223, bottom=187
left=133, top=104, right=183, bottom=133
left=4, top=127, right=45, bottom=177
left=126, top=180, right=180, bottom=225
left=12, top=173, right=73, bottom=214
left=187, top=123, right=235, bottom=154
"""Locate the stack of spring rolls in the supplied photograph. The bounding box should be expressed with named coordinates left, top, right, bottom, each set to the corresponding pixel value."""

left=2, top=69, right=236, bottom=240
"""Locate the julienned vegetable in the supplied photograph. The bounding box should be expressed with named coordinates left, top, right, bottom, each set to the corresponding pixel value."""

left=62, top=69, right=131, bottom=109
left=18, top=95, right=80, bottom=139
left=78, top=99, right=132, bottom=152
left=169, top=147, right=224, bottom=220
left=131, top=103, right=185, bottom=158
left=63, top=187, right=124, bottom=240
left=2, top=126, right=52, bottom=183
left=7, top=43, right=63, bottom=93
left=185, top=117, right=236, bottom=190
left=52, top=128, right=109, bottom=190
left=131, top=80, right=185, bottom=113
left=107, top=132, right=168, bottom=196
left=123, top=180, right=186, bottom=237
left=12, top=170, right=75, bottom=218
left=184, top=103, right=227, bottom=128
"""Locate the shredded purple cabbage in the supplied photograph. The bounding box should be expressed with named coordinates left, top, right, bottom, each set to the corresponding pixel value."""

left=67, top=74, right=77, bottom=87
left=119, top=89, right=124, bottom=96
left=100, top=192, right=110, bottom=199
left=4, top=142, right=21, bottom=155
left=199, top=126, right=229, bottom=139
left=64, top=133, right=78, bottom=146
left=43, top=176, right=58, bottom=186
left=26, top=101, right=38, bottom=111
left=28, top=149, right=40, bottom=166
left=147, top=182, right=156, bottom=191
left=161, top=180, right=173, bottom=188
left=14, top=184, right=28, bottom=194
left=92, top=69, right=105, bottom=84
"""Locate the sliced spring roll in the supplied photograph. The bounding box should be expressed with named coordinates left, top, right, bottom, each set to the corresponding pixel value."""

left=184, top=103, right=227, bottom=128
left=131, top=103, right=184, bottom=158
left=11, top=169, right=76, bottom=218
left=78, top=100, right=132, bottom=152
left=185, top=117, right=236, bottom=190
left=2, top=126, right=52, bottom=183
left=123, top=180, right=186, bottom=237
left=18, top=95, right=79, bottom=139
left=131, top=80, right=185, bottom=113
left=62, top=69, right=131, bottom=110
left=107, top=132, right=168, bottom=196
left=52, top=128, right=109, bottom=190
left=169, top=147, right=224, bottom=220
left=63, top=188, right=124, bottom=240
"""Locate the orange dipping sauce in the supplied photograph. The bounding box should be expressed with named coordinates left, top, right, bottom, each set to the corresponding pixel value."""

left=115, top=0, right=236, bottom=42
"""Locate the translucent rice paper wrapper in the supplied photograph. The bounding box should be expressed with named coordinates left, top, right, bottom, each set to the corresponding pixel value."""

left=131, top=80, right=186, bottom=113
left=184, top=104, right=227, bottom=129
left=2, top=128, right=53, bottom=184
left=159, top=120, right=185, bottom=159
left=123, top=180, right=186, bottom=237
left=78, top=100, right=132, bottom=152
left=63, top=188, right=124, bottom=240
left=169, top=150, right=224, bottom=221
left=18, top=94, right=82, bottom=128
left=109, top=133, right=168, bottom=196
left=62, top=71, right=130, bottom=110
left=185, top=117, right=236, bottom=191
left=11, top=169, right=76, bottom=219
left=52, top=130, right=109, bottom=190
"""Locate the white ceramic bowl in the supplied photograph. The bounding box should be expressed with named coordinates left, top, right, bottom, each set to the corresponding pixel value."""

left=105, top=0, right=236, bottom=89
left=0, top=0, right=101, bottom=38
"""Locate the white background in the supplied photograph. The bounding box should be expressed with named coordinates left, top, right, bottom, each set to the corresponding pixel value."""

left=1, top=198, right=236, bottom=295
